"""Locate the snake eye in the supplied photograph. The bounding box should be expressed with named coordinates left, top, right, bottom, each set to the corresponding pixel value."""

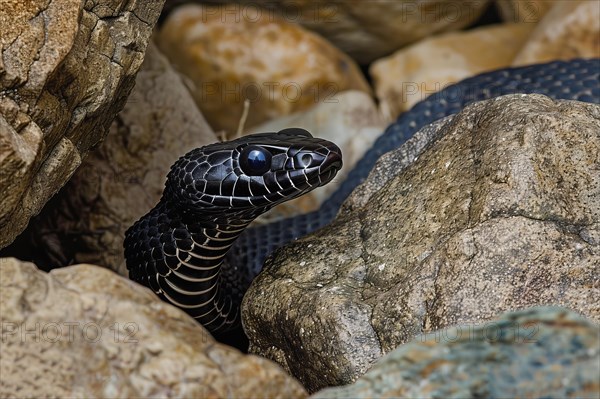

left=239, top=146, right=272, bottom=176
left=301, top=154, right=313, bottom=167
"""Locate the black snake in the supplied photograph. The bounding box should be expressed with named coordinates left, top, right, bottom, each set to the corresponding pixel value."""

left=124, top=129, right=342, bottom=331
left=125, top=58, right=600, bottom=333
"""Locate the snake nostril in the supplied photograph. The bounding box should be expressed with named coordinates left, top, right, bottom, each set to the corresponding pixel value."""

left=322, top=152, right=343, bottom=173
left=330, top=160, right=342, bottom=171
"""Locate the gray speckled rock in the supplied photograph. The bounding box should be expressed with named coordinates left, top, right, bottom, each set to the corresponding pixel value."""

left=312, top=307, right=600, bottom=399
left=242, top=94, right=600, bottom=391
left=342, top=115, right=454, bottom=211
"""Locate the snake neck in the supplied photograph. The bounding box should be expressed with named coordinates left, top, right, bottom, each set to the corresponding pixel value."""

left=173, top=201, right=258, bottom=331
left=125, top=199, right=257, bottom=332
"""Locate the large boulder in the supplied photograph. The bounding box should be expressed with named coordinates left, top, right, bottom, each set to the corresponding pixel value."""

left=241, top=94, right=600, bottom=391
left=0, top=0, right=164, bottom=249
left=4, top=42, right=218, bottom=276
left=156, top=4, right=371, bottom=136
left=313, top=307, right=600, bottom=398
left=0, top=258, right=306, bottom=397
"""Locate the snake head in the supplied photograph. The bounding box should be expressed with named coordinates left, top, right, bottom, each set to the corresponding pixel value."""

left=164, top=128, right=342, bottom=217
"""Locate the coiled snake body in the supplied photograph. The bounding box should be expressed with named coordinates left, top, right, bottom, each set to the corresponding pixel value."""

left=125, top=58, right=599, bottom=333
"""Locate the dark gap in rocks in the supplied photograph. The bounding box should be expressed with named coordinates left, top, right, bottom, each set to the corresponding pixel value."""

left=0, top=185, right=76, bottom=273
left=212, top=327, right=250, bottom=352
left=469, top=0, right=502, bottom=28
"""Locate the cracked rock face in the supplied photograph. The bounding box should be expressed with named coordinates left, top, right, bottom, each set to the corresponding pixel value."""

left=241, top=94, right=600, bottom=391
left=0, top=258, right=307, bottom=397
left=313, top=307, right=600, bottom=398
left=0, top=0, right=164, bottom=248
left=4, top=42, right=218, bottom=276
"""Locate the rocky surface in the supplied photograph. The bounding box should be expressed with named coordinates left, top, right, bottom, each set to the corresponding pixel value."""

left=177, top=0, right=490, bottom=64
left=0, top=0, right=164, bottom=249
left=2, top=43, right=217, bottom=276
left=370, top=23, right=534, bottom=120
left=512, top=0, right=600, bottom=65
left=313, top=307, right=600, bottom=398
left=249, top=91, right=385, bottom=220
left=242, top=94, right=600, bottom=391
left=0, top=258, right=307, bottom=397
left=156, top=4, right=371, bottom=136
left=343, top=116, right=454, bottom=211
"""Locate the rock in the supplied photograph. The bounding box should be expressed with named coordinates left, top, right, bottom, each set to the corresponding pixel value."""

left=343, top=116, right=454, bottom=211
left=0, top=0, right=164, bottom=249
left=175, top=0, right=491, bottom=64
left=241, top=94, right=600, bottom=391
left=0, top=258, right=307, bottom=397
left=1, top=42, right=218, bottom=276
left=156, top=4, right=371, bottom=136
left=248, top=91, right=385, bottom=220
left=495, top=0, right=554, bottom=23
left=370, top=23, right=534, bottom=120
left=312, top=307, right=600, bottom=398
left=512, top=0, right=600, bottom=65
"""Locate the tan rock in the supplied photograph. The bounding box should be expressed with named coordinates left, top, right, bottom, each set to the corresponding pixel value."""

left=495, top=0, right=554, bottom=23
left=242, top=94, right=600, bottom=391
left=0, top=258, right=307, bottom=397
left=0, top=0, right=163, bottom=248
left=513, top=0, right=600, bottom=65
left=248, top=91, right=385, bottom=220
left=168, top=0, right=491, bottom=64
left=7, top=42, right=218, bottom=276
left=371, top=23, right=534, bottom=121
left=156, top=4, right=371, bottom=136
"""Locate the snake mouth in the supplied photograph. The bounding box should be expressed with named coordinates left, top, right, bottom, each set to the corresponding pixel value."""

left=324, top=152, right=342, bottom=171
left=317, top=151, right=342, bottom=186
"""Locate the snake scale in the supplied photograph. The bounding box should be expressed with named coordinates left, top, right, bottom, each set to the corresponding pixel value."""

left=125, top=58, right=600, bottom=333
